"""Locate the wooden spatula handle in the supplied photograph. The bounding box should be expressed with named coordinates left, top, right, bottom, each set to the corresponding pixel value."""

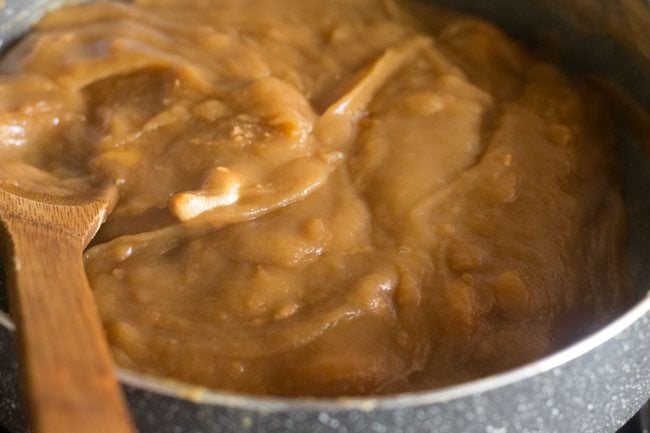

left=4, top=219, right=136, bottom=433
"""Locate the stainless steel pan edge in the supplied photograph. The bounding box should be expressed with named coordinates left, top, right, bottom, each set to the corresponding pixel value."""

left=0, top=1, right=649, bottom=432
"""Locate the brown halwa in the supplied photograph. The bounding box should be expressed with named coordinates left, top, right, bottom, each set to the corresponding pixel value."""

left=0, top=0, right=631, bottom=396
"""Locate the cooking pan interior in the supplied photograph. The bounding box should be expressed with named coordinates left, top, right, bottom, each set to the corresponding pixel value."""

left=0, top=0, right=649, bottom=400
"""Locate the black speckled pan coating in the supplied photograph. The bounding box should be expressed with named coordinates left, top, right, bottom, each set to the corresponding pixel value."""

left=0, top=1, right=649, bottom=432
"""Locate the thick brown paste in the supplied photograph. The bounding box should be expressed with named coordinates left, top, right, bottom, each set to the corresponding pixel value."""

left=0, top=0, right=631, bottom=396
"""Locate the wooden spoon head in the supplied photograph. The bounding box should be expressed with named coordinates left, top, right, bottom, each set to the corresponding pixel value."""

left=0, top=181, right=118, bottom=247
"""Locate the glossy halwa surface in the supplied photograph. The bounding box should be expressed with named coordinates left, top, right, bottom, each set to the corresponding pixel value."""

left=0, top=0, right=630, bottom=396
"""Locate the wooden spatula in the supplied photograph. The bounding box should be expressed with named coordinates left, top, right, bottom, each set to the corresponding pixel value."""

left=0, top=183, right=136, bottom=433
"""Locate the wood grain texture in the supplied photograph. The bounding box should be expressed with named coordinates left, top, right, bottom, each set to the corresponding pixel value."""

left=0, top=188, right=136, bottom=433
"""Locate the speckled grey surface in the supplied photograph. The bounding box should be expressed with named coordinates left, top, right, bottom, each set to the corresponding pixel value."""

left=0, top=1, right=649, bottom=433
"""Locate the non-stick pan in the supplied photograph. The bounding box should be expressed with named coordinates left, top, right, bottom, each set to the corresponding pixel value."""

left=0, top=1, right=649, bottom=432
